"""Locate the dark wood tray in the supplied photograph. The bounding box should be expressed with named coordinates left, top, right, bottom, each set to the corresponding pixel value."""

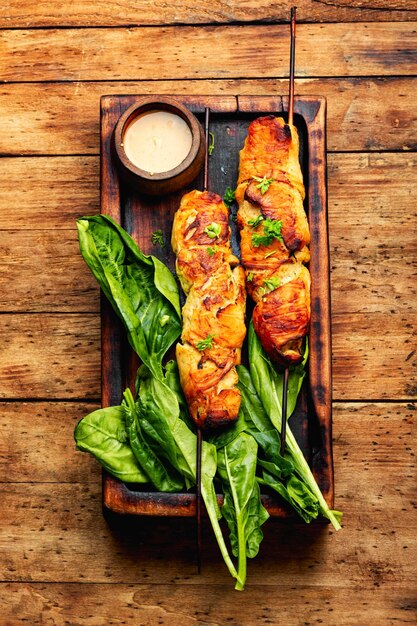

left=100, top=94, right=333, bottom=517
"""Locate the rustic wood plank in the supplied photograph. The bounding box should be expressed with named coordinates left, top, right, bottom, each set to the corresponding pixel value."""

left=0, top=156, right=99, bottom=228
left=0, top=230, right=99, bottom=313
left=1, top=78, right=416, bottom=156
left=0, top=402, right=100, bottom=483
left=0, top=314, right=100, bottom=399
left=0, top=403, right=415, bottom=592
left=0, top=311, right=415, bottom=395
left=0, top=582, right=415, bottom=625
left=328, top=153, right=417, bottom=315
left=1, top=0, right=416, bottom=27
left=332, top=314, right=417, bottom=400
left=0, top=153, right=415, bottom=319
left=1, top=24, right=416, bottom=83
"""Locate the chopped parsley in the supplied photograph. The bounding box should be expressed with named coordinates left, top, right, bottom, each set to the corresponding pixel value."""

left=207, top=245, right=218, bottom=256
left=204, top=222, right=222, bottom=239
left=251, top=218, right=283, bottom=248
left=196, top=335, right=215, bottom=351
left=263, top=277, right=280, bottom=291
left=259, top=277, right=280, bottom=297
left=247, top=272, right=254, bottom=282
left=208, top=132, right=215, bottom=156
left=247, top=214, right=264, bottom=228
left=253, top=175, right=274, bottom=195
left=151, top=230, right=165, bottom=247
left=223, top=187, right=236, bottom=207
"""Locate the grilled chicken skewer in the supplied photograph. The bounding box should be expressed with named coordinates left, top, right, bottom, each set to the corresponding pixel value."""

left=172, top=188, right=247, bottom=430
left=172, top=107, right=246, bottom=573
left=237, top=8, right=309, bottom=452
left=236, top=115, right=310, bottom=366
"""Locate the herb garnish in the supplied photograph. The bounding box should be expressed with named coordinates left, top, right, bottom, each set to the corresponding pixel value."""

left=253, top=175, right=274, bottom=195
left=207, top=245, right=219, bottom=256
left=247, top=214, right=264, bottom=228
left=260, top=277, right=280, bottom=295
left=204, top=222, right=222, bottom=239
left=208, top=132, right=215, bottom=156
left=251, top=218, right=283, bottom=248
left=196, top=335, right=215, bottom=351
left=151, top=230, right=165, bottom=248
left=247, top=272, right=254, bottom=282
left=223, top=187, right=236, bottom=207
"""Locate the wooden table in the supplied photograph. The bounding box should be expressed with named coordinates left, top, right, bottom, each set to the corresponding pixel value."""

left=1, top=2, right=416, bottom=624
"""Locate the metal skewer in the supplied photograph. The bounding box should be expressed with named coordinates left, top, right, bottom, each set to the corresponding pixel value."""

left=281, top=7, right=297, bottom=457
left=195, top=106, right=211, bottom=573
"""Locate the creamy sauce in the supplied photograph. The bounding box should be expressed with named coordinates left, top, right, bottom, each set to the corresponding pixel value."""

left=123, top=110, right=193, bottom=174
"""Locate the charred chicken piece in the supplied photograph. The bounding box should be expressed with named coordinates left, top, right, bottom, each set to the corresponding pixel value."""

left=172, top=190, right=246, bottom=430
left=237, top=115, right=311, bottom=366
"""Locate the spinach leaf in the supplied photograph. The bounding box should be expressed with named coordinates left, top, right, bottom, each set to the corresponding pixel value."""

left=259, top=472, right=320, bottom=524
left=135, top=367, right=241, bottom=586
left=248, top=322, right=342, bottom=531
left=77, top=215, right=181, bottom=377
left=237, top=365, right=294, bottom=477
left=74, top=405, right=148, bottom=483
left=248, top=322, right=307, bottom=426
left=218, top=433, right=269, bottom=590
left=122, top=388, right=184, bottom=493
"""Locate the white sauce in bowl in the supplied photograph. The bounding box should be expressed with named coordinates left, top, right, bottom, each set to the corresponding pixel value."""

left=123, top=110, right=193, bottom=174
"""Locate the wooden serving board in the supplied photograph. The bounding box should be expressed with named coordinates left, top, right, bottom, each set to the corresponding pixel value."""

left=100, top=94, right=333, bottom=518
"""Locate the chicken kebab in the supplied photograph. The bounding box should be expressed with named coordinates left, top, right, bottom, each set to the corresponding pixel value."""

left=235, top=115, right=310, bottom=367
left=172, top=189, right=246, bottom=430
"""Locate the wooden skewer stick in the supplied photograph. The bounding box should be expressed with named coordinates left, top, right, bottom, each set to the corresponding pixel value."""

left=281, top=7, right=297, bottom=456
left=288, top=6, right=296, bottom=128
left=280, top=366, right=289, bottom=456
left=195, top=106, right=211, bottom=574
left=196, top=426, right=203, bottom=574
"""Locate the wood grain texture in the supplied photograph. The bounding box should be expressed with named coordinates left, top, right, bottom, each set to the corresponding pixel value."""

left=1, top=23, right=416, bottom=83
left=0, top=230, right=99, bottom=312
left=0, top=403, right=415, bottom=601
left=1, top=0, right=417, bottom=27
left=0, top=582, right=416, bottom=625
left=0, top=402, right=100, bottom=482
left=329, top=153, right=417, bottom=315
left=0, top=153, right=414, bottom=315
left=0, top=314, right=100, bottom=399
left=1, top=78, right=416, bottom=156
left=0, top=157, right=100, bottom=228
left=0, top=310, right=413, bottom=401
left=0, top=4, right=416, bottom=623
left=0, top=153, right=415, bottom=399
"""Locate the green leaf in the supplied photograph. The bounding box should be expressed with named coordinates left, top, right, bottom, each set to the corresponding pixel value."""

left=135, top=368, right=240, bottom=585
left=204, top=222, right=222, bottom=239
left=247, top=214, right=264, bottom=228
left=74, top=405, right=148, bottom=483
left=151, top=230, right=165, bottom=248
left=223, top=187, right=236, bottom=207
left=260, top=472, right=320, bottom=524
left=248, top=323, right=342, bottom=530
left=218, top=433, right=269, bottom=590
left=122, top=388, right=184, bottom=493
left=208, top=131, right=215, bottom=156
left=77, top=215, right=181, bottom=377
left=252, top=175, right=274, bottom=194
left=196, top=335, right=215, bottom=351
left=251, top=218, right=283, bottom=248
